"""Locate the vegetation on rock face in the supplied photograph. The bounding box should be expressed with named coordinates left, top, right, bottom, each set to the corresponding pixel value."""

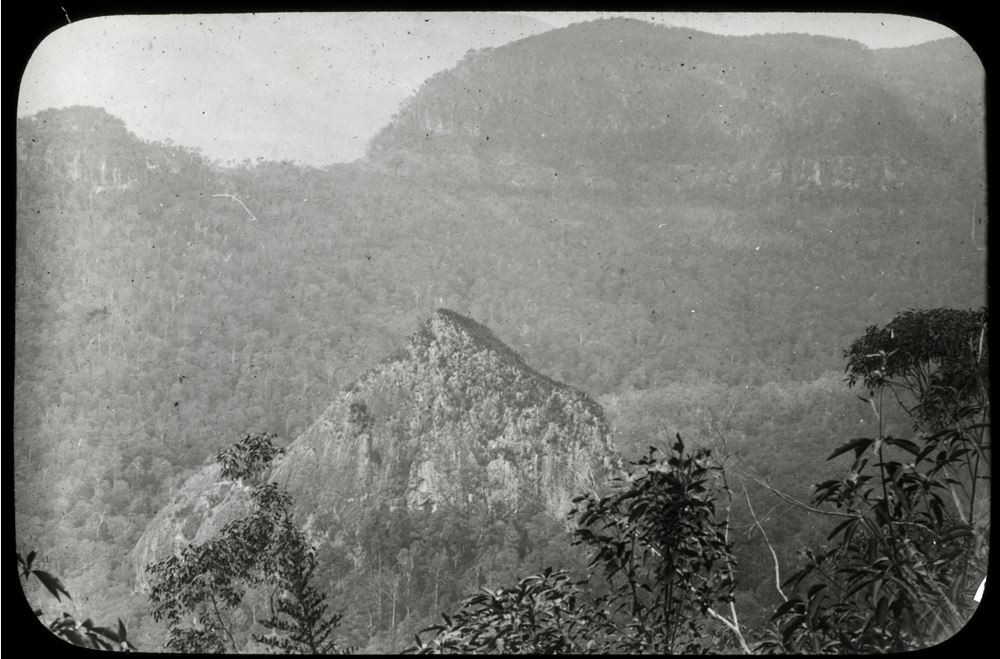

left=266, top=308, right=618, bottom=524
left=145, top=433, right=350, bottom=653
left=409, top=438, right=740, bottom=654
left=132, top=309, right=618, bottom=650
left=406, top=307, right=989, bottom=653
left=216, top=431, right=287, bottom=485
left=14, top=18, right=985, bottom=652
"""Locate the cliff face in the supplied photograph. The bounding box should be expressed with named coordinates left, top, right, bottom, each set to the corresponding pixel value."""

left=274, top=309, right=616, bottom=520
left=130, top=464, right=256, bottom=591
left=16, top=106, right=220, bottom=209
left=133, top=309, right=618, bottom=588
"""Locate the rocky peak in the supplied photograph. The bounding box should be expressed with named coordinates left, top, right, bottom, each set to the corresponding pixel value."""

left=133, top=309, right=619, bottom=588
left=273, top=308, right=617, bottom=521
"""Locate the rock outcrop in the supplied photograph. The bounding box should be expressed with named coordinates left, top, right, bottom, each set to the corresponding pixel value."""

left=133, top=309, right=618, bottom=588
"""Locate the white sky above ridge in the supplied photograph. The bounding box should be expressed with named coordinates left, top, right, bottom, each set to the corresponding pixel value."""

left=17, top=12, right=963, bottom=166
left=515, top=12, right=958, bottom=49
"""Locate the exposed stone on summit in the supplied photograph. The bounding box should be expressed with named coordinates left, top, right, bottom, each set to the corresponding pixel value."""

left=271, top=308, right=618, bottom=522
left=133, top=309, right=619, bottom=588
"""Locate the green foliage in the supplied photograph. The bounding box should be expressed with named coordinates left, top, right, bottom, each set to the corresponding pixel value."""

left=410, top=568, right=615, bottom=654
left=765, top=308, right=990, bottom=652
left=146, top=434, right=348, bottom=653
left=254, top=516, right=349, bottom=653
left=409, top=437, right=736, bottom=654
left=572, top=437, right=737, bottom=653
left=217, top=432, right=286, bottom=484
left=405, top=308, right=988, bottom=655
left=14, top=40, right=985, bottom=649
left=844, top=308, right=988, bottom=429
left=369, top=19, right=979, bottom=193
left=158, top=626, right=227, bottom=653
left=17, top=550, right=137, bottom=651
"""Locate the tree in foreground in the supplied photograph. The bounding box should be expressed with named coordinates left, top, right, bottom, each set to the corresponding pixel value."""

left=17, top=550, right=137, bottom=651
left=146, top=432, right=350, bottom=653
left=407, top=568, right=615, bottom=654
left=409, top=436, right=738, bottom=654
left=408, top=307, right=987, bottom=654
left=765, top=307, right=989, bottom=652
left=254, top=513, right=346, bottom=653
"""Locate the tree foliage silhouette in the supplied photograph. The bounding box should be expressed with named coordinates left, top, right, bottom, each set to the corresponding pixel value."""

left=146, top=433, right=350, bottom=653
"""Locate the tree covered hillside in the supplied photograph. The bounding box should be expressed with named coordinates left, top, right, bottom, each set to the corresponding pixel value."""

left=370, top=21, right=981, bottom=199
left=132, top=309, right=620, bottom=650
left=14, top=19, right=986, bottom=651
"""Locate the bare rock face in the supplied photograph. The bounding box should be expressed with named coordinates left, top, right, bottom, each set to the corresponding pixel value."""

left=131, top=463, right=254, bottom=590
left=276, top=309, right=617, bottom=519
left=133, top=309, right=618, bottom=588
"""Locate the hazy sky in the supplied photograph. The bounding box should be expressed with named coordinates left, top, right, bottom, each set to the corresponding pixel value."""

left=18, top=12, right=962, bottom=166
left=519, top=12, right=958, bottom=48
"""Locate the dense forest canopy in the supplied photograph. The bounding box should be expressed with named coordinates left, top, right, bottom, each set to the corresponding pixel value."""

left=14, top=18, right=986, bottom=652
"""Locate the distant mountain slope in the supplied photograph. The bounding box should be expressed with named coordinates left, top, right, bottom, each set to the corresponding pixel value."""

left=871, top=36, right=985, bottom=163
left=16, top=106, right=222, bottom=208
left=132, top=309, right=618, bottom=588
left=872, top=37, right=984, bottom=119
left=16, top=20, right=987, bottom=651
left=368, top=19, right=982, bottom=198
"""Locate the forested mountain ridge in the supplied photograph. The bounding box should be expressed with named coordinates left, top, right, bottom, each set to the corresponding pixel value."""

left=16, top=106, right=223, bottom=208
left=872, top=35, right=985, bottom=143
left=368, top=20, right=982, bottom=202
left=15, top=18, right=986, bottom=652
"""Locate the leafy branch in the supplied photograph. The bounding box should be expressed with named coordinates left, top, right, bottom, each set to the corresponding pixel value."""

left=17, top=550, right=137, bottom=651
left=146, top=432, right=349, bottom=653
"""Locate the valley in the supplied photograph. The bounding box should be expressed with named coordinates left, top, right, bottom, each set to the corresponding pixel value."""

left=14, top=18, right=987, bottom=652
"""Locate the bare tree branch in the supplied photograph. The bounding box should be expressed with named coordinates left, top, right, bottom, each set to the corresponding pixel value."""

left=212, top=193, right=258, bottom=221
left=704, top=425, right=752, bottom=653
left=209, top=591, right=237, bottom=651
left=706, top=606, right=752, bottom=654
left=742, top=482, right=787, bottom=602
left=736, top=469, right=858, bottom=520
